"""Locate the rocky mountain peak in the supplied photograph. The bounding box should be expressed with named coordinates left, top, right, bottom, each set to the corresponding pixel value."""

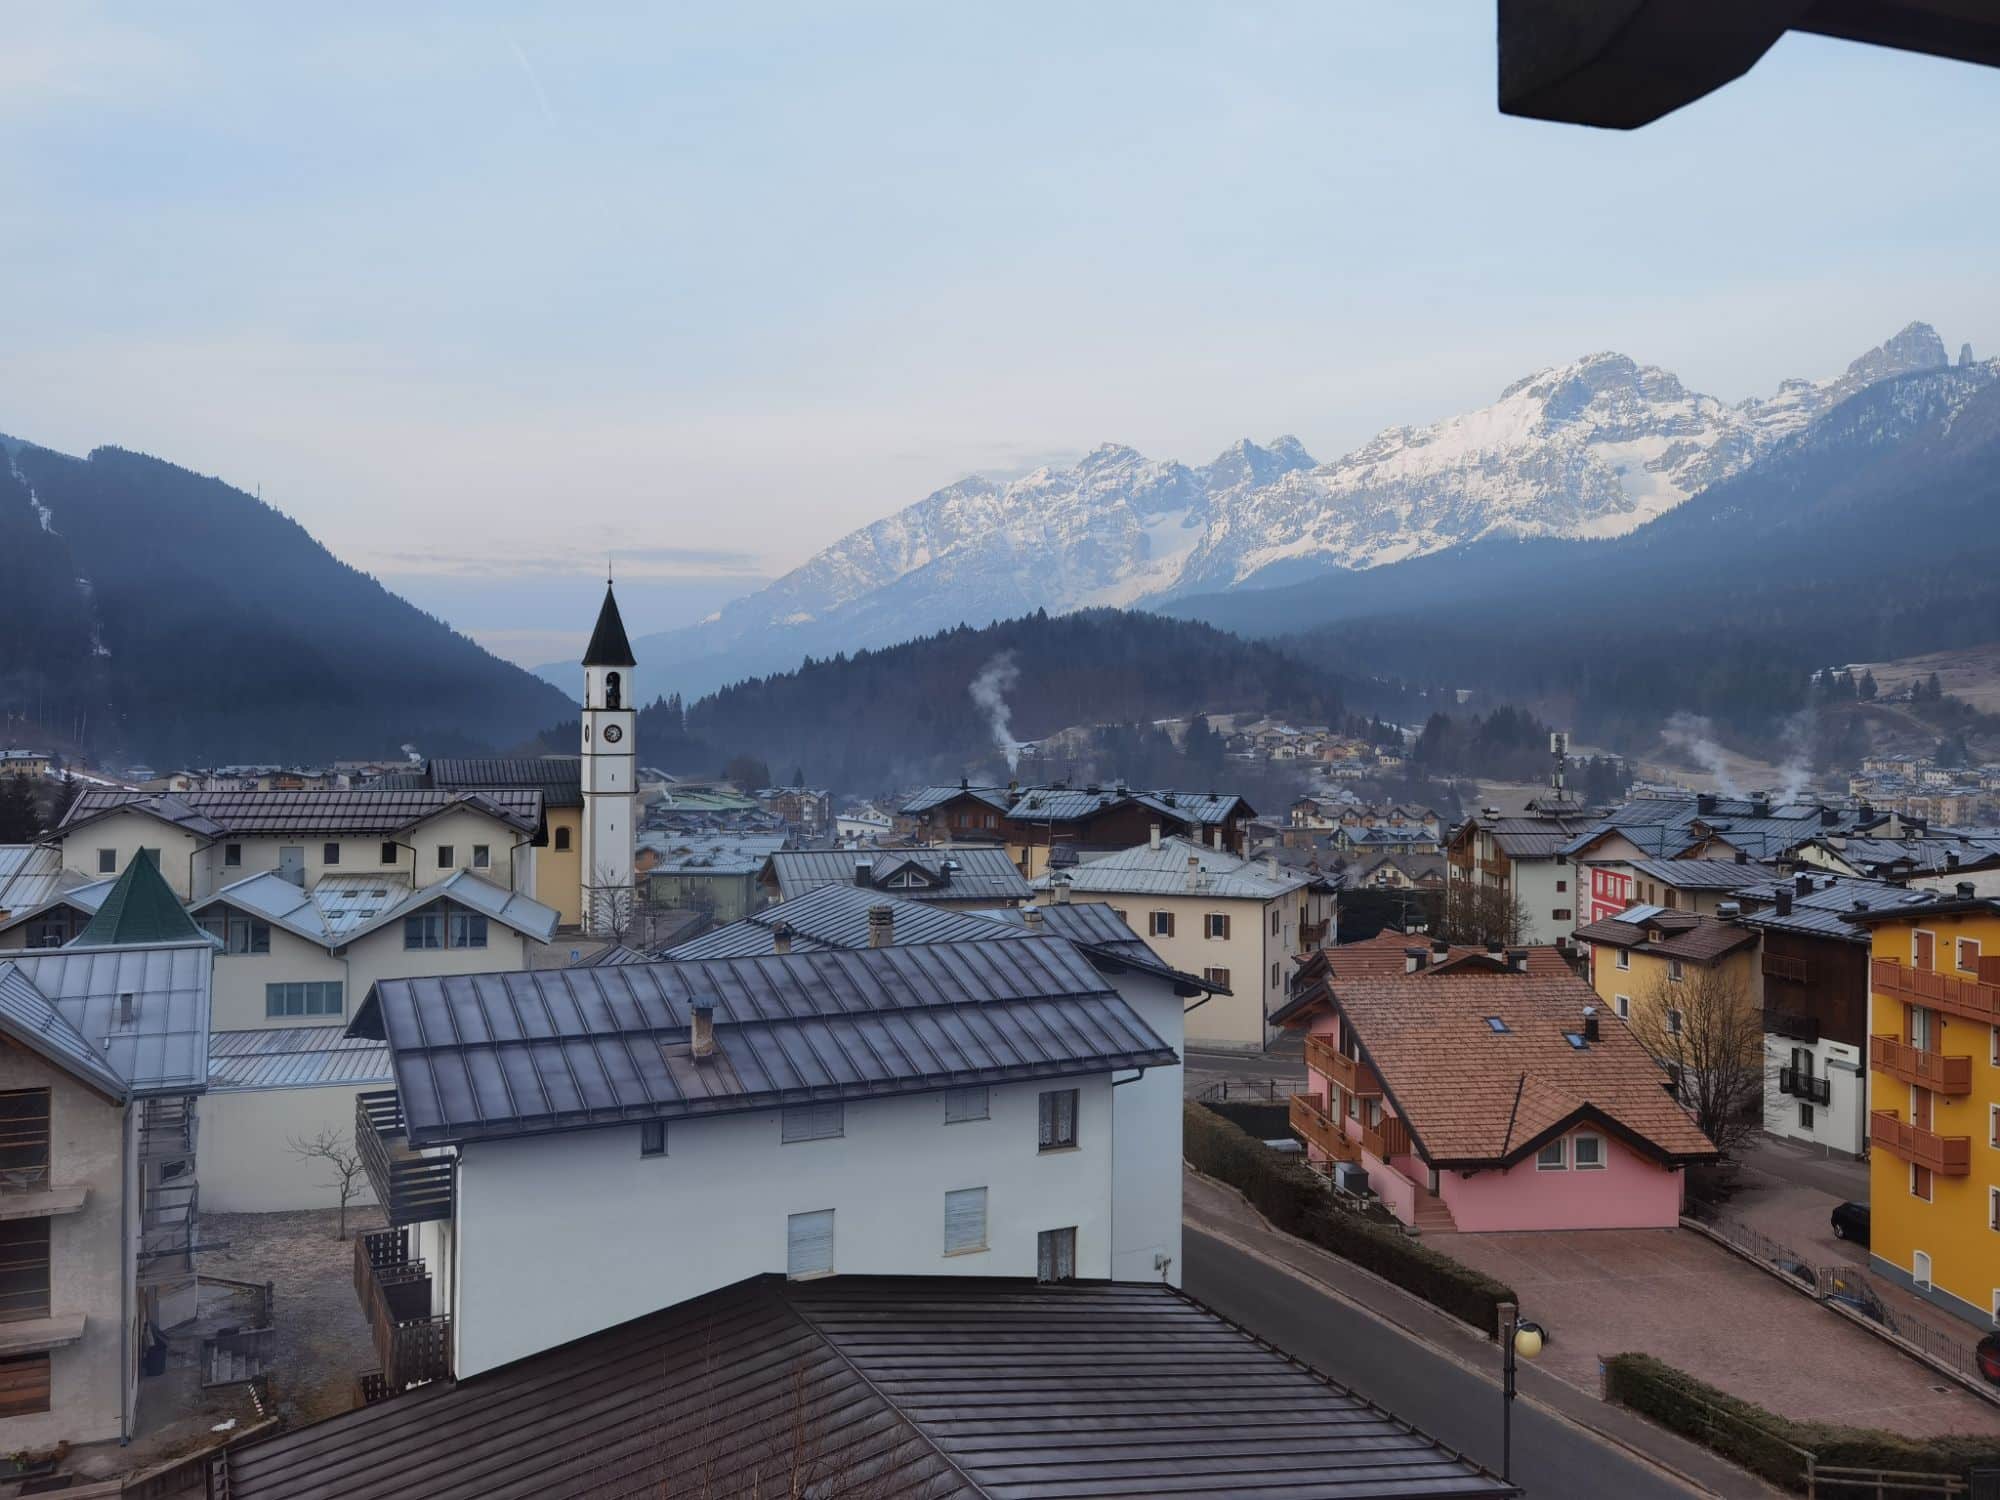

left=1845, top=321, right=1948, bottom=386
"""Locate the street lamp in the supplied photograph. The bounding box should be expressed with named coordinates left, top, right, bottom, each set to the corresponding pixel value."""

left=1500, top=1303, right=1546, bottom=1484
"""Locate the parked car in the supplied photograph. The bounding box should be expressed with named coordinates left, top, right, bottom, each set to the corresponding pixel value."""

left=1977, top=1333, right=2000, bottom=1387
left=1830, top=1201, right=1870, bottom=1246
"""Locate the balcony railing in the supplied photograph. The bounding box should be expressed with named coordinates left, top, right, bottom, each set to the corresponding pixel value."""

left=1868, top=1110, right=1971, bottom=1176
left=356, top=1091, right=455, bottom=1227
left=1303, top=1031, right=1380, bottom=1099
left=138, top=1096, right=196, bottom=1161
left=1868, top=1034, right=1973, bottom=1096
left=1871, top=957, right=2000, bottom=1027
left=1763, top=1009, right=1820, bottom=1045
left=1288, top=1093, right=1357, bottom=1163
left=353, top=1228, right=452, bottom=1391
left=1298, top=919, right=1332, bottom=950
left=1359, top=1114, right=1413, bottom=1162
left=1776, top=1066, right=1831, bottom=1105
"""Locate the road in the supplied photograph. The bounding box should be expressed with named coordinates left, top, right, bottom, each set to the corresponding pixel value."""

left=1184, top=1229, right=1703, bottom=1499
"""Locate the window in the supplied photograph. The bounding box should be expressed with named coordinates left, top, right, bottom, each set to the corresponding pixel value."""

left=1203, top=967, right=1231, bottom=988
left=787, top=1209, right=834, bottom=1278
left=448, top=909, right=488, bottom=949
left=437, top=845, right=455, bottom=869
left=943, top=1087, right=989, bottom=1124
left=782, top=1102, right=844, bottom=1143
left=1914, top=930, right=1935, bottom=970
left=265, top=982, right=344, bottom=1018
left=1555, top=880, right=1567, bottom=893
left=1037, top=1226, right=1077, bottom=1282
left=0, top=1219, right=50, bottom=1323
left=640, top=1120, right=667, bottom=1157
left=554, top=826, right=572, bottom=852
left=223, top=843, right=242, bottom=867
left=380, top=841, right=398, bottom=865
left=403, top=912, right=443, bottom=950
left=1484, top=1016, right=1509, bottom=1033
left=1666, top=1008, right=1684, bottom=1035
left=1270, top=909, right=1280, bottom=936
left=472, top=844, right=491, bottom=870
left=944, top=1187, right=988, bottom=1254
left=1961, top=937, right=1983, bottom=973
left=0, top=1091, right=51, bottom=1183
left=1990, top=1103, right=1999, bottom=1149
left=97, top=848, right=116, bottom=874
left=1913, top=1250, right=1932, bottom=1289
left=1799, top=1101, right=1816, bottom=1130
left=1038, top=1089, right=1078, bottom=1151
left=1552, top=908, right=1571, bottom=921
left=1913, top=1164, right=1934, bottom=1202
left=1270, top=961, right=1281, bottom=990
left=1615, top=994, right=1631, bottom=1020
left=202, top=911, right=271, bottom=955
left=1536, top=1139, right=1567, bottom=1171
left=322, top=842, right=341, bottom=866
left=1573, top=1134, right=1605, bottom=1170
left=1204, top=913, right=1231, bottom=940
left=0, top=1353, right=49, bottom=1416
left=1668, top=959, right=1685, bottom=983
left=1993, top=1026, right=2000, bottom=1068
left=1990, top=1187, right=2000, bottom=1233
left=1616, top=950, right=1630, bottom=971
left=1148, top=911, right=1174, bottom=938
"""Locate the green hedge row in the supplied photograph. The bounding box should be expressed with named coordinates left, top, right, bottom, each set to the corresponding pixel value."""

left=1199, top=1100, right=1291, bottom=1141
left=1603, top=1352, right=2000, bottom=1491
left=1182, top=1100, right=1515, bottom=1333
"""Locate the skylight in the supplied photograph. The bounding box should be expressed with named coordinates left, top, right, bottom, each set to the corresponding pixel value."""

left=1485, top=1016, right=1509, bottom=1033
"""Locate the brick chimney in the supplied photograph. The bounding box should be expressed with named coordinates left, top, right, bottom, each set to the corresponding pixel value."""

left=867, top=904, right=894, bottom=947
left=771, top=922, right=793, bottom=955
left=690, top=1002, right=716, bottom=1060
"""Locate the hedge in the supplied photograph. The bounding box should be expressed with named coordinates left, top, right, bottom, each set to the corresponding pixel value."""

left=1183, top=1101, right=1516, bottom=1334
left=1603, top=1352, right=2000, bottom=1491
left=1199, top=1100, right=1290, bottom=1141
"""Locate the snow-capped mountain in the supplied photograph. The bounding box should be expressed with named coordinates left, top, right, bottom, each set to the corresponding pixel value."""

left=559, top=323, right=1957, bottom=697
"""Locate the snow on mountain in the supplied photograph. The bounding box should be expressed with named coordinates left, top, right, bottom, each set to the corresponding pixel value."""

left=590, top=324, right=1955, bottom=697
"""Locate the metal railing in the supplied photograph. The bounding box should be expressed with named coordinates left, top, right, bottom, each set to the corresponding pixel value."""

left=1778, top=1066, right=1833, bottom=1105
left=356, top=1091, right=455, bottom=1226
left=1194, top=1078, right=1293, bottom=1103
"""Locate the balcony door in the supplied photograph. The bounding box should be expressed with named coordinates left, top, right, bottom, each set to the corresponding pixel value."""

left=1913, top=930, right=1935, bottom=971
left=1911, top=1085, right=1933, bottom=1132
left=1908, top=1004, right=1934, bottom=1052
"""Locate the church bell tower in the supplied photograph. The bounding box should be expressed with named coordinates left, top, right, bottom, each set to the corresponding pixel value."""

left=580, top=579, right=638, bottom=935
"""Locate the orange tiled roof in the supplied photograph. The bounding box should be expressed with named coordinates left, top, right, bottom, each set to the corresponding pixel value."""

left=1274, top=931, right=1573, bottom=1022
left=1328, top=971, right=1718, bottom=1168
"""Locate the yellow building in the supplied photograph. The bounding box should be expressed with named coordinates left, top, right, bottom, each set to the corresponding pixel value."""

left=1572, top=907, right=1761, bottom=1034
left=1854, top=897, right=2000, bottom=1328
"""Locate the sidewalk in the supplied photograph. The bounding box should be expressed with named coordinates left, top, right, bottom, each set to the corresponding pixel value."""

left=1185, top=1168, right=1782, bottom=1499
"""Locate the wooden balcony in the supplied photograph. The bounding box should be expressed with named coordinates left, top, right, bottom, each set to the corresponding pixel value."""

left=1359, top=1115, right=1413, bottom=1162
left=354, top=1228, right=452, bottom=1391
left=1868, top=1034, right=1973, bottom=1096
left=1871, top=957, right=2000, bottom=1027
left=1868, top=1110, right=1971, bottom=1176
left=357, top=1091, right=455, bottom=1227
left=1289, top=1093, right=1357, bottom=1163
left=1303, top=1031, right=1381, bottom=1098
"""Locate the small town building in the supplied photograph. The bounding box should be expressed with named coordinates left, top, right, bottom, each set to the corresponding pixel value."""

left=383, top=757, right=584, bottom=927
left=1446, top=805, right=1596, bottom=945
left=1572, top=906, right=1761, bottom=1033
left=759, top=846, right=1031, bottom=911
left=900, top=782, right=1254, bottom=877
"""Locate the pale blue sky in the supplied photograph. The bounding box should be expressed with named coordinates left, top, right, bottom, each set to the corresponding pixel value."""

left=4, top=5, right=1997, bottom=663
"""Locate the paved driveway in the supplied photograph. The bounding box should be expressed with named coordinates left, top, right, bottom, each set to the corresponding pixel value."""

left=1425, top=1223, right=2000, bottom=1437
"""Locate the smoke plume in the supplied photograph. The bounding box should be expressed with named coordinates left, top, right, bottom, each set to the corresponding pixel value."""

left=1774, top=709, right=1816, bottom=803
left=1660, top=713, right=1739, bottom=796
left=969, top=652, right=1026, bottom=772
left=401, top=742, right=423, bottom=766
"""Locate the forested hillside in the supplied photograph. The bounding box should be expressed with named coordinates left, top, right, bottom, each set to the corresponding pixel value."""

left=0, top=441, right=576, bottom=765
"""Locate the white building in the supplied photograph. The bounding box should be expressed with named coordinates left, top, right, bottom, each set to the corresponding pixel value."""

left=579, top=582, right=638, bottom=935
left=1030, top=833, right=1334, bottom=1050
left=1444, top=805, right=1597, bottom=946
left=346, top=930, right=1180, bottom=1384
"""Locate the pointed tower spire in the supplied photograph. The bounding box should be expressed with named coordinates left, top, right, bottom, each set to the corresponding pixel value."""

left=581, top=581, right=636, bottom=668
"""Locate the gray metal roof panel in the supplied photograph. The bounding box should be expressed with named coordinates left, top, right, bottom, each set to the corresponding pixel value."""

left=359, top=936, right=1172, bottom=1146
left=7, top=941, right=213, bottom=1094
left=0, top=963, right=132, bottom=1100
left=900, top=785, right=1014, bottom=815
left=1622, top=858, right=1780, bottom=890
left=64, top=787, right=542, bottom=837
left=208, top=1025, right=393, bottom=1091
left=1735, top=875, right=1941, bottom=941
left=766, top=847, right=1031, bottom=904
left=1034, top=836, right=1313, bottom=899
left=0, top=845, right=65, bottom=914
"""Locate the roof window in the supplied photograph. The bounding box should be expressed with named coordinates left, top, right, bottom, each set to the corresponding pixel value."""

left=1485, top=1016, right=1509, bottom=1033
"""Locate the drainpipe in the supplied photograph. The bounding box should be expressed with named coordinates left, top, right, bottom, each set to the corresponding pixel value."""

left=119, top=1101, right=132, bottom=1443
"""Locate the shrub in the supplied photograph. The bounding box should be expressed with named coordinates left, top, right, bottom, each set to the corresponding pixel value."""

left=1198, top=1100, right=1290, bottom=1142
left=1603, top=1352, right=2000, bottom=1492
left=1182, top=1101, right=1515, bottom=1333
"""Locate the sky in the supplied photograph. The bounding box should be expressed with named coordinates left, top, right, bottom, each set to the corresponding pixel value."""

left=5, top=4, right=1999, bottom=666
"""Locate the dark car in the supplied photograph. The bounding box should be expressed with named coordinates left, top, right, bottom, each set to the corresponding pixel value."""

left=1830, top=1201, right=1870, bottom=1246
left=1977, top=1334, right=2000, bottom=1386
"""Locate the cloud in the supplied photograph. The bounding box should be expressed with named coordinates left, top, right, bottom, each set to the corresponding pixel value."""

left=0, top=12, right=189, bottom=116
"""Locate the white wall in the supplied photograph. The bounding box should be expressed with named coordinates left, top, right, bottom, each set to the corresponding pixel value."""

left=1762, top=1034, right=1866, bottom=1157
left=449, top=1077, right=1115, bottom=1375
left=200, top=1085, right=380, bottom=1213
left=1102, top=970, right=1184, bottom=1286
left=61, top=815, right=201, bottom=899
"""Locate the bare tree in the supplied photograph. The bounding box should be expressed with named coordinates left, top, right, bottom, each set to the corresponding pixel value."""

left=1437, top=878, right=1529, bottom=948
left=588, top=860, right=640, bottom=941
left=1628, top=965, right=1764, bottom=1156
left=288, top=1128, right=367, bottom=1240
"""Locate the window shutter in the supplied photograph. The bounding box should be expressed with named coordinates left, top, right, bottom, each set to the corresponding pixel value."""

left=943, top=1087, right=989, bottom=1124
left=783, top=1102, right=844, bottom=1143
left=944, top=1188, right=987, bottom=1253
left=787, top=1209, right=834, bottom=1276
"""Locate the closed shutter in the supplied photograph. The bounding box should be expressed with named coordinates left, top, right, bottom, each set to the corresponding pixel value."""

left=943, top=1087, right=989, bottom=1124
left=787, top=1210, right=834, bottom=1277
left=944, top=1188, right=987, bottom=1253
left=0, top=1354, right=49, bottom=1417
left=782, top=1103, right=844, bottom=1143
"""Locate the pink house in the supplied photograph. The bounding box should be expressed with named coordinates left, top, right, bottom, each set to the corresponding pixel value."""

left=1275, top=939, right=1715, bottom=1232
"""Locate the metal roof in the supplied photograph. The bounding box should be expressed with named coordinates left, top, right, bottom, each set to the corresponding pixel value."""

left=667, top=883, right=1020, bottom=959
left=422, top=757, right=583, bottom=809
left=0, top=964, right=132, bottom=1101
left=0, top=877, right=115, bottom=939
left=62, top=787, right=543, bottom=837
left=215, top=1275, right=1516, bottom=1500
left=900, top=784, right=1015, bottom=815
left=1621, top=858, right=1780, bottom=891
left=208, top=1026, right=393, bottom=1091
left=765, top=846, right=1031, bottom=904
left=350, top=936, right=1174, bottom=1148
left=1034, top=836, right=1316, bottom=900
left=1561, top=796, right=1880, bottom=860
left=580, top=581, right=636, bottom=667
left=6, top=941, right=213, bottom=1095
left=193, top=870, right=558, bottom=949
left=0, top=845, right=64, bottom=914
left=1735, top=874, right=1941, bottom=942
left=72, top=850, right=208, bottom=948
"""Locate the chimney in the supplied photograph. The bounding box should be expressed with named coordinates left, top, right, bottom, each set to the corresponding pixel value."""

left=1054, top=876, right=1071, bottom=905
left=1750, top=796, right=1770, bottom=818
left=1265, top=855, right=1280, bottom=879
left=1149, top=823, right=1161, bottom=851
left=1774, top=889, right=1793, bottom=916
left=1404, top=946, right=1428, bottom=975
left=1859, top=802, right=1875, bottom=820
left=1794, top=872, right=1812, bottom=896
left=1485, top=940, right=1504, bottom=954
left=1696, top=793, right=1717, bottom=815
left=1946, top=850, right=1961, bottom=870
left=690, top=1003, right=716, bottom=1060
left=1717, top=901, right=1741, bottom=921
left=867, top=904, right=894, bottom=947
left=1431, top=938, right=1450, bottom=956
left=1505, top=948, right=1528, bottom=972
left=1957, top=881, right=1976, bottom=899
left=854, top=859, right=873, bottom=888
left=771, top=922, right=793, bottom=955
left=1582, top=1006, right=1599, bottom=1043
left=1186, top=854, right=1201, bottom=893
left=1734, top=849, right=1747, bottom=865
left=1819, top=806, right=1837, bottom=826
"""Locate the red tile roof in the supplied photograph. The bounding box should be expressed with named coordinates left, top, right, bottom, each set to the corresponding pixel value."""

left=1274, top=932, right=1574, bottom=1023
